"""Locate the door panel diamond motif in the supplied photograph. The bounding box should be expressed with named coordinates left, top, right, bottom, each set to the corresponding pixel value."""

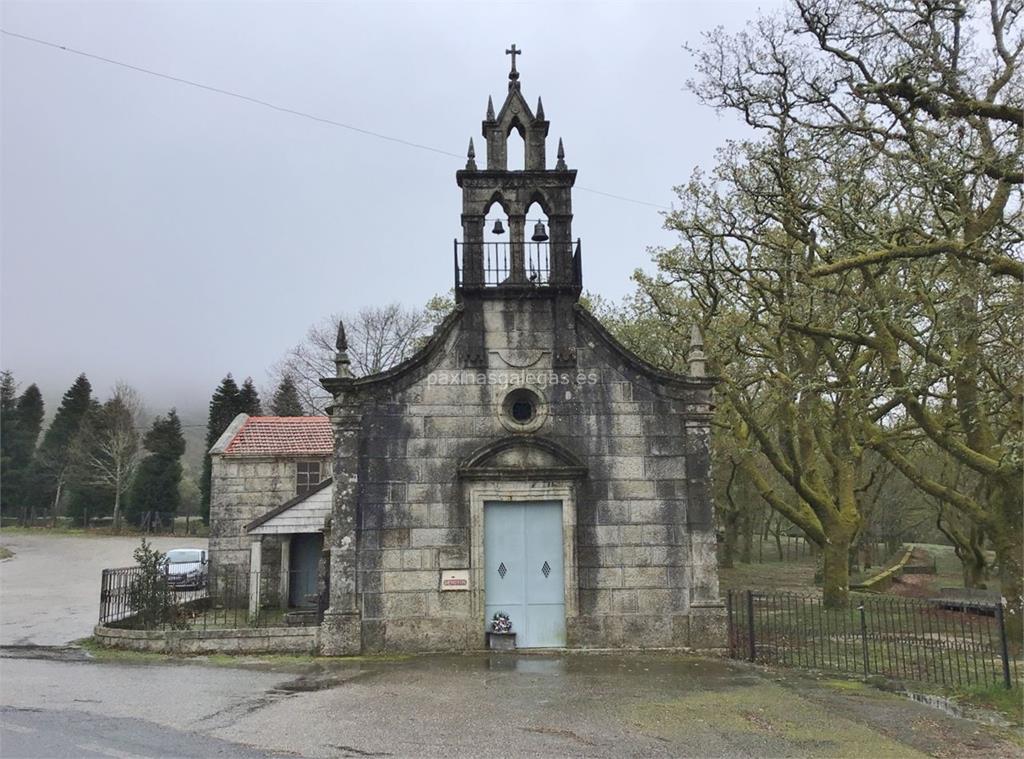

left=498, top=562, right=507, bottom=579
left=541, top=560, right=551, bottom=578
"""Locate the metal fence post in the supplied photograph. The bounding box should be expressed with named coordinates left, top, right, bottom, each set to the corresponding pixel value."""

left=747, top=590, right=757, bottom=662
left=995, top=599, right=1013, bottom=689
left=858, top=603, right=870, bottom=677
left=726, top=590, right=735, bottom=658
left=99, top=569, right=108, bottom=624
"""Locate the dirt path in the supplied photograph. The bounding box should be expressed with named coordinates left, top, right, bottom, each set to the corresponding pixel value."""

left=884, top=547, right=940, bottom=599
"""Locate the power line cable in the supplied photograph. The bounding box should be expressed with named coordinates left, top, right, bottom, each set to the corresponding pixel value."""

left=1, top=29, right=460, bottom=158
left=2, top=28, right=674, bottom=210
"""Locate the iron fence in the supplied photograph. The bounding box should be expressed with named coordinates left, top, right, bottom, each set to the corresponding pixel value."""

left=99, top=565, right=324, bottom=630
left=726, top=590, right=1018, bottom=689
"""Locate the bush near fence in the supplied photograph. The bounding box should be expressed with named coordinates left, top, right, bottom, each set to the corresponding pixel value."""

left=727, top=590, right=1017, bottom=690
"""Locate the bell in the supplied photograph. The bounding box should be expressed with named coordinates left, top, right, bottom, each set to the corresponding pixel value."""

left=531, top=221, right=549, bottom=242
left=491, top=219, right=506, bottom=235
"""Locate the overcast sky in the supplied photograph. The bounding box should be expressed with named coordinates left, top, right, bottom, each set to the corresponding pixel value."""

left=2, top=0, right=783, bottom=412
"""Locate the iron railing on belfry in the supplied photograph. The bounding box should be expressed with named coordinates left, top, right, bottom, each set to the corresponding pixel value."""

left=454, top=239, right=582, bottom=288
left=99, top=565, right=324, bottom=630
left=726, top=590, right=1018, bottom=689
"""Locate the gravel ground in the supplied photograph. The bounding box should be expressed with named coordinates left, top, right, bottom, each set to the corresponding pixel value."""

left=0, top=531, right=206, bottom=645
left=2, top=652, right=1021, bottom=758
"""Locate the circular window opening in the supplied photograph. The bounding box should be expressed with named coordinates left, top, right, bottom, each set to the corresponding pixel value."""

left=511, top=399, right=535, bottom=423
left=500, top=387, right=546, bottom=432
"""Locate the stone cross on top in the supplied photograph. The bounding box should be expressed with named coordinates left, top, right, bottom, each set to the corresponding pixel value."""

left=506, top=44, right=522, bottom=85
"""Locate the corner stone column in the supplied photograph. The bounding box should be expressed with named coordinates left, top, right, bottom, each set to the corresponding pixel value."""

left=320, top=392, right=362, bottom=655
left=684, top=400, right=727, bottom=649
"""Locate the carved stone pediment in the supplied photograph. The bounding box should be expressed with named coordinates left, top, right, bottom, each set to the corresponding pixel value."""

left=458, top=436, right=586, bottom=481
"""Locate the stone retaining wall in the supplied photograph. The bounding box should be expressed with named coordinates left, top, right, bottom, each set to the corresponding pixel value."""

left=93, top=624, right=319, bottom=655
left=851, top=545, right=913, bottom=592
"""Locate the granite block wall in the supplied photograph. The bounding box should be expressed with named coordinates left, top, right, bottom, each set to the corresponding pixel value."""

left=324, top=298, right=721, bottom=653
left=208, top=455, right=331, bottom=580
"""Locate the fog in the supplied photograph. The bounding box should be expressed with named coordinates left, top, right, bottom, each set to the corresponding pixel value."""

left=1, top=0, right=781, bottom=411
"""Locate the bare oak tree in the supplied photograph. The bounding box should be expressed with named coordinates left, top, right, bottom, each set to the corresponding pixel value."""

left=271, top=298, right=453, bottom=414
left=644, top=0, right=1021, bottom=613
left=72, top=382, right=143, bottom=531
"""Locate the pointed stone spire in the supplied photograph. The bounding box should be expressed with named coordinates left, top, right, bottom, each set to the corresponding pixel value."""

left=486, top=96, right=495, bottom=121
left=555, top=138, right=567, bottom=170
left=335, top=320, right=352, bottom=378
left=687, top=324, right=707, bottom=377
left=536, top=96, right=545, bottom=120
left=466, top=138, right=477, bottom=170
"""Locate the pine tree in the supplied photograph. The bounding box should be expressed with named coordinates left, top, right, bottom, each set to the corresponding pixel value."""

left=31, top=374, right=94, bottom=521
left=270, top=375, right=304, bottom=416
left=64, top=399, right=106, bottom=526
left=0, top=370, right=17, bottom=506
left=238, top=378, right=262, bottom=415
left=0, top=372, right=18, bottom=516
left=200, top=375, right=241, bottom=524
left=128, top=409, right=185, bottom=526
left=3, top=384, right=45, bottom=520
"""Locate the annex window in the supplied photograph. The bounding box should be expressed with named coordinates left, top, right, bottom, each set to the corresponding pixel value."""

left=296, top=461, right=322, bottom=495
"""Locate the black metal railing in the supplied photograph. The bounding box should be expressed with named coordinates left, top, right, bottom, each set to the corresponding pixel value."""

left=99, top=565, right=324, bottom=630
left=726, top=590, right=1018, bottom=689
left=454, top=239, right=581, bottom=289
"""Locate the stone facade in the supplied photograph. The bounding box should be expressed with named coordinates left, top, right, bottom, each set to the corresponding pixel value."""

left=208, top=414, right=332, bottom=581
left=317, top=56, right=723, bottom=654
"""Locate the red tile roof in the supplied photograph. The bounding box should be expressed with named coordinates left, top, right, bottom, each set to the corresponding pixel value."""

left=223, top=416, right=333, bottom=457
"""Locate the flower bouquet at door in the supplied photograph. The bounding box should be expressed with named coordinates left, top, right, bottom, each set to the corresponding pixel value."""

left=490, top=611, right=512, bottom=633
left=487, top=611, right=515, bottom=650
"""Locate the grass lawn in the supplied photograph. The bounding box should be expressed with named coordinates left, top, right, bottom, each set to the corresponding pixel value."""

left=719, top=557, right=819, bottom=595
left=718, top=538, right=820, bottom=595
left=719, top=541, right=998, bottom=598
left=0, top=520, right=208, bottom=539
left=904, top=542, right=1001, bottom=596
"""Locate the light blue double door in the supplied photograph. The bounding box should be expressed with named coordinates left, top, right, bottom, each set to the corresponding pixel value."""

left=484, top=500, right=565, bottom=648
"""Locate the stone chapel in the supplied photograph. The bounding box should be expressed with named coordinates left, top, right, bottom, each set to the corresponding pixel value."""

left=208, top=49, right=723, bottom=653
left=315, top=49, right=725, bottom=654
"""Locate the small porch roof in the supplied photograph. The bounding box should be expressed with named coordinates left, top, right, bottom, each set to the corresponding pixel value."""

left=245, top=478, right=333, bottom=535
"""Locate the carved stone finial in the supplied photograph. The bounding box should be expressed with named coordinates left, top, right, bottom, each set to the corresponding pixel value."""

left=466, top=138, right=477, bottom=170
left=335, top=320, right=348, bottom=351
left=688, top=324, right=707, bottom=377
left=555, top=138, right=567, bottom=170
left=486, top=95, right=495, bottom=121
left=536, top=96, right=545, bottom=120
left=335, top=320, right=352, bottom=378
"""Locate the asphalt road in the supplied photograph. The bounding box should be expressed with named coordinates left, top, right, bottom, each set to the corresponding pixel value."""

left=0, top=532, right=205, bottom=646
left=1, top=706, right=284, bottom=759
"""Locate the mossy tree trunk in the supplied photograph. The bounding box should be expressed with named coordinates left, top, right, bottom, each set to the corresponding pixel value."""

left=739, top=509, right=754, bottom=564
